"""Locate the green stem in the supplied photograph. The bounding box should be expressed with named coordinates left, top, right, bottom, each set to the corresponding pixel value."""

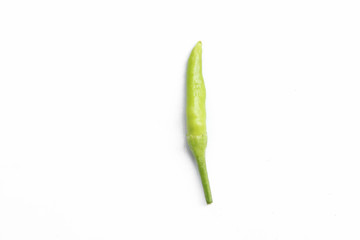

left=196, top=156, right=212, bottom=204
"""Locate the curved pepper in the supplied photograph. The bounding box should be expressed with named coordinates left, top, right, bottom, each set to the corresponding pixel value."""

left=186, top=41, right=212, bottom=204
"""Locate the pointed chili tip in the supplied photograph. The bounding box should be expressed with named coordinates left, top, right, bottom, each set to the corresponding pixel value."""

left=192, top=41, right=202, bottom=54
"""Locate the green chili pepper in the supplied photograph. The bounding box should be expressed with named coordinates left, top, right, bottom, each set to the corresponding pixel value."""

left=186, top=41, right=212, bottom=204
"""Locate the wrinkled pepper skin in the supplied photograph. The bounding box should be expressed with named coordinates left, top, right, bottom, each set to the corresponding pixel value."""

left=186, top=41, right=212, bottom=204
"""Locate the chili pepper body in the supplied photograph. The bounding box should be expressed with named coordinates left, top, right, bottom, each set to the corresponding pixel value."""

left=186, top=41, right=212, bottom=204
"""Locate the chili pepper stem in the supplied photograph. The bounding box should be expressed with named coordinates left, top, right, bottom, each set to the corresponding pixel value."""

left=196, top=155, right=212, bottom=204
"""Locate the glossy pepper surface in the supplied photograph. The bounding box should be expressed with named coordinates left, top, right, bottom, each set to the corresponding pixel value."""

left=186, top=41, right=212, bottom=204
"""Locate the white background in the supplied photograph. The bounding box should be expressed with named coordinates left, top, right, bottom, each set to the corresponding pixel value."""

left=1, top=0, right=360, bottom=239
